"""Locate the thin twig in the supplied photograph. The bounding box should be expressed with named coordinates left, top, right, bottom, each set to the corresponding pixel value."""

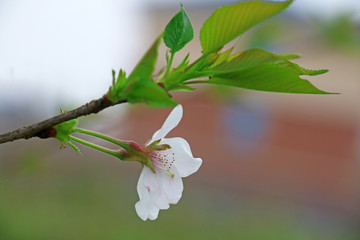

left=0, top=96, right=127, bottom=144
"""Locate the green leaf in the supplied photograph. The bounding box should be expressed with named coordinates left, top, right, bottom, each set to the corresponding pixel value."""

left=163, top=5, right=194, bottom=53
left=182, top=48, right=330, bottom=94
left=200, top=0, right=292, bottom=54
left=128, top=35, right=162, bottom=80
left=207, top=63, right=332, bottom=94
left=213, top=48, right=328, bottom=76
left=127, top=79, right=177, bottom=107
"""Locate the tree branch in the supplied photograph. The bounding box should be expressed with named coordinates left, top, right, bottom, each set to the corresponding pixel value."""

left=0, top=96, right=127, bottom=144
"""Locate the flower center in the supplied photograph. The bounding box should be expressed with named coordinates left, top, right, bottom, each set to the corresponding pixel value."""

left=149, top=151, right=175, bottom=178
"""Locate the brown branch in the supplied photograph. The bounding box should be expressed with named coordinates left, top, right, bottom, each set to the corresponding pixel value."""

left=0, top=96, right=127, bottom=144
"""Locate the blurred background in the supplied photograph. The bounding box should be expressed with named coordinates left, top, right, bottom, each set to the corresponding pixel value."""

left=0, top=0, right=359, bottom=239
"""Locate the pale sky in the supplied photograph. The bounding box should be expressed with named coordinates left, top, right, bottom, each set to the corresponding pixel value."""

left=0, top=0, right=146, bottom=109
left=290, top=0, right=360, bottom=21
left=0, top=0, right=358, bottom=110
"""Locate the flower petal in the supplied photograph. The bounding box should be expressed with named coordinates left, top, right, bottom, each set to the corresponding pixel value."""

left=143, top=166, right=170, bottom=209
left=161, top=137, right=202, bottom=177
left=135, top=197, right=159, bottom=221
left=160, top=166, right=183, bottom=204
left=135, top=167, right=160, bottom=220
left=150, top=104, right=183, bottom=143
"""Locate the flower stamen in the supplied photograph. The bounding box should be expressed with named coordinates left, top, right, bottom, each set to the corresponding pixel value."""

left=150, top=151, right=176, bottom=178
left=160, top=164, right=174, bottom=178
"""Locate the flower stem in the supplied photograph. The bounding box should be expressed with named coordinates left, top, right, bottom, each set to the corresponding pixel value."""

left=72, top=127, right=130, bottom=151
left=70, top=135, right=123, bottom=159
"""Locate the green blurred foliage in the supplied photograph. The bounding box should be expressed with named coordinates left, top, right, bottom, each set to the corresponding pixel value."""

left=0, top=144, right=358, bottom=240
left=247, top=12, right=360, bottom=55
left=245, top=18, right=290, bottom=50
left=312, top=13, right=360, bottom=53
left=18, top=152, right=44, bottom=175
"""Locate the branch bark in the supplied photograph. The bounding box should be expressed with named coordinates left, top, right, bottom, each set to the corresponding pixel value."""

left=0, top=96, right=127, bottom=144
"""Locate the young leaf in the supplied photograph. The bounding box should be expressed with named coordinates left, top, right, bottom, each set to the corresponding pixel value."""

left=163, top=5, right=194, bottom=53
left=200, top=0, right=292, bottom=54
left=128, top=35, right=162, bottom=80
left=108, top=36, right=165, bottom=105
left=206, top=63, right=331, bottom=94
left=107, top=69, right=128, bottom=102
left=163, top=54, right=191, bottom=90
left=177, top=52, right=221, bottom=83
left=210, top=47, right=234, bottom=68
left=164, top=68, right=186, bottom=91
left=127, top=78, right=177, bottom=107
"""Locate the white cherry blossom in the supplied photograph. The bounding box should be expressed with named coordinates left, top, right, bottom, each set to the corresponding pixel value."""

left=134, top=104, right=202, bottom=221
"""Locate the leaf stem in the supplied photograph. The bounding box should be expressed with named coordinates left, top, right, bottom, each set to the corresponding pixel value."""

left=72, top=127, right=131, bottom=151
left=70, top=135, right=123, bottom=159
left=166, top=51, right=175, bottom=74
